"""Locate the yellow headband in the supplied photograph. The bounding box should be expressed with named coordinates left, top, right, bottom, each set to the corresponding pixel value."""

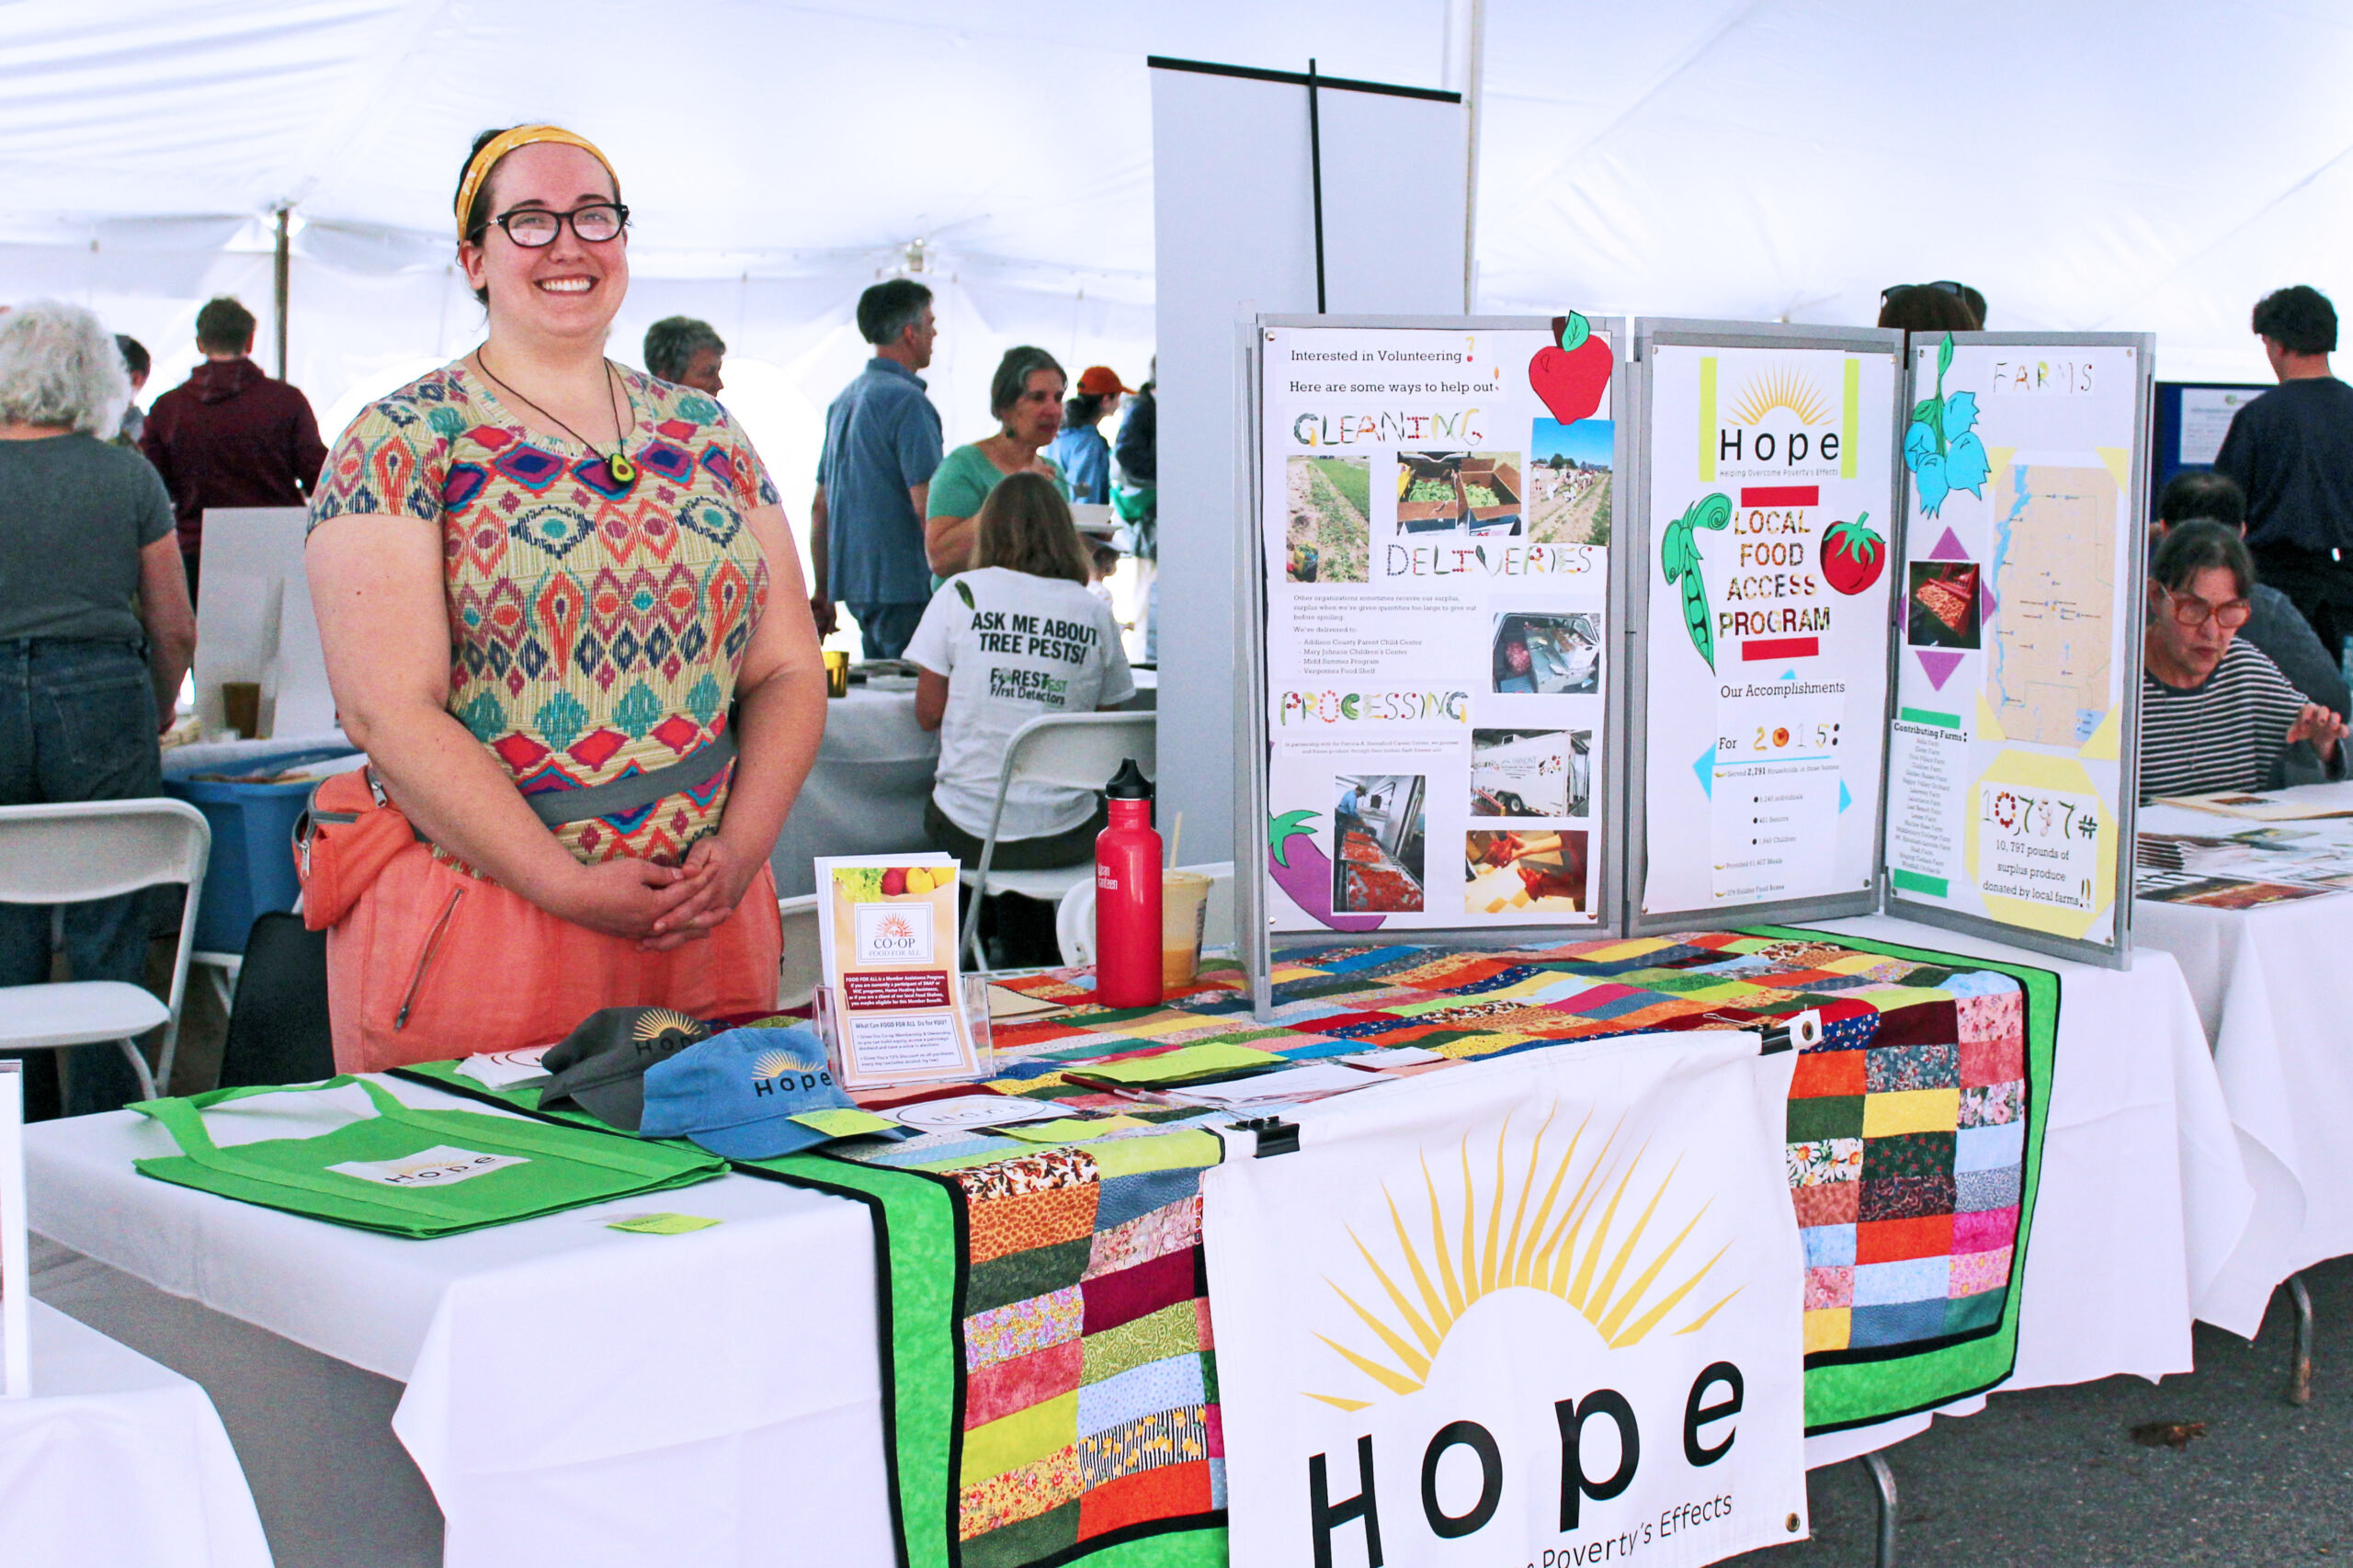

left=454, top=125, right=618, bottom=240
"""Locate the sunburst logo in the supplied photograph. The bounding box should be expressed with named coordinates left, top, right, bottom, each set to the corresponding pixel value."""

left=750, top=1048, right=806, bottom=1081
left=1729, top=366, right=1831, bottom=428
left=1306, top=1107, right=1738, bottom=1412
left=634, top=1008, right=699, bottom=1042
left=875, top=914, right=915, bottom=942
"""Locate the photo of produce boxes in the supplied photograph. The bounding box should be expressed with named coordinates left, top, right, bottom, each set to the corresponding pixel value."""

left=1394, top=450, right=1467, bottom=534
left=1459, top=453, right=1525, bottom=537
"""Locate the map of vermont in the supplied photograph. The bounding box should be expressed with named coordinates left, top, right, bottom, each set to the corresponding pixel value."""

left=1988, top=460, right=2116, bottom=747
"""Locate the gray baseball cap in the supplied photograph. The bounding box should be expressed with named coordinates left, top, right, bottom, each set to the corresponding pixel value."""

left=536, top=1006, right=711, bottom=1131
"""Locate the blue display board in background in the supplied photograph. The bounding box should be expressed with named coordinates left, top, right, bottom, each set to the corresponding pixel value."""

left=2151, top=381, right=2269, bottom=517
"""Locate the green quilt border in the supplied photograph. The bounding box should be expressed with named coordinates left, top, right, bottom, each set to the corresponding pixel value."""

left=1740, top=924, right=2061, bottom=1433
left=735, top=1152, right=1227, bottom=1568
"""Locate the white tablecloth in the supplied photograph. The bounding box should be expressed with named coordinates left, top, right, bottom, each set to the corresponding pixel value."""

left=1, top=1298, right=273, bottom=1568
left=2134, top=798, right=2353, bottom=1335
left=23, top=917, right=2256, bottom=1544
left=26, top=1077, right=894, bottom=1568
left=1794, top=914, right=2254, bottom=1465
left=770, top=686, right=938, bottom=898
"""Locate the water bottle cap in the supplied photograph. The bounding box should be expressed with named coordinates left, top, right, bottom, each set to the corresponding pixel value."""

left=1106, top=758, right=1154, bottom=800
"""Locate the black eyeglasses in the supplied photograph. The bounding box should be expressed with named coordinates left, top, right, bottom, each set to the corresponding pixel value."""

left=479, top=202, right=628, bottom=248
left=1881, top=280, right=1966, bottom=304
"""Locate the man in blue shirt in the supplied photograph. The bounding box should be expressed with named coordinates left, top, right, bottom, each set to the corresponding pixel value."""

left=2216, top=285, right=2353, bottom=655
left=811, top=279, right=943, bottom=659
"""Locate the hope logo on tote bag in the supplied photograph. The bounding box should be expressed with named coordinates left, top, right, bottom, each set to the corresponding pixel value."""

left=328, top=1146, right=528, bottom=1187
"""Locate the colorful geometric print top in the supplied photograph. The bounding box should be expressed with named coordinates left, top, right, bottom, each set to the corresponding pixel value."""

left=310, top=360, right=778, bottom=866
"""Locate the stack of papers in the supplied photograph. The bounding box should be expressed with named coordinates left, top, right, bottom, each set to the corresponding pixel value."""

left=2136, top=820, right=2353, bottom=906
left=1165, top=1062, right=1382, bottom=1108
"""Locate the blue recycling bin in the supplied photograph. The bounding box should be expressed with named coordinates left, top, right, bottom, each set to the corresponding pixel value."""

left=163, top=746, right=359, bottom=954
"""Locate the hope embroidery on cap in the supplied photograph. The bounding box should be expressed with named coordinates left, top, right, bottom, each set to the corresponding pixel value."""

left=749, top=1048, right=833, bottom=1096
left=632, top=1008, right=704, bottom=1056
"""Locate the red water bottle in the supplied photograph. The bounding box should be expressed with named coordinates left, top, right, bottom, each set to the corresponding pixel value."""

left=1094, top=759, right=1163, bottom=1007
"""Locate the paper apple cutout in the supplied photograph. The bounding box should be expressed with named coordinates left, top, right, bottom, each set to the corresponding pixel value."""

left=1529, top=312, right=1611, bottom=425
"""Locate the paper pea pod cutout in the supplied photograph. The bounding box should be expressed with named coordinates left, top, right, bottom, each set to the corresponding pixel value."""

left=1660, top=492, right=1733, bottom=672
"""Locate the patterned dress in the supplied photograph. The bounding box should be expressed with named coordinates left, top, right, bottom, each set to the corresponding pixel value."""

left=310, top=360, right=779, bottom=866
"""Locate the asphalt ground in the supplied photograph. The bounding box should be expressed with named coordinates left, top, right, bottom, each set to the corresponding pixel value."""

left=1731, top=1254, right=2352, bottom=1566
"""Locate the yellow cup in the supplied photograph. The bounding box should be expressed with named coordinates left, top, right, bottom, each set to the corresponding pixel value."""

left=1161, top=870, right=1211, bottom=989
left=824, top=650, right=849, bottom=699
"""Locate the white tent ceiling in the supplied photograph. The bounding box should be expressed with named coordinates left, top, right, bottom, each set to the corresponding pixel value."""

left=4, top=0, right=2348, bottom=507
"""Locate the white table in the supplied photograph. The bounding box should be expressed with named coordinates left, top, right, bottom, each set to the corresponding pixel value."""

left=27, top=1076, right=893, bottom=1568
left=770, top=686, right=938, bottom=898
left=24, top=919, right=2255, bottom=1558
left=1, top=1298, right=273, bottom=1568
left=1795, top=914, right=2254, bottom=1466
left=2134, top=797, right=2353, bottom=1336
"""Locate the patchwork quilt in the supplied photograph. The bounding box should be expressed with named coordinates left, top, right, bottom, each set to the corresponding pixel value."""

left=403, top=925, right=2056, bottom=1568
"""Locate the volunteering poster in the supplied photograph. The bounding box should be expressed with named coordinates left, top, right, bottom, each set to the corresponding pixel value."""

left=1260, top=318, right=1617, bottom=933
left=1204, top=1034, right=1807, bottom=1567
left=1641, top=339, right=1901, bottom=915
left=1885, top=335, right=2146, bottom=950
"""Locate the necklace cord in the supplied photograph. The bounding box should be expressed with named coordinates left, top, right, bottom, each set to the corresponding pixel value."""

left=473, top=351, right=635, bottom=481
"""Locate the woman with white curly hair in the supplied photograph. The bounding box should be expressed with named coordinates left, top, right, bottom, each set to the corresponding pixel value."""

left=0, top=299, right=195, bottom=1118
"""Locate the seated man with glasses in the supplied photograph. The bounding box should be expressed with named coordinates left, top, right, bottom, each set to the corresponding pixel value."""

left=2142, top=519, right=2347, bottom=801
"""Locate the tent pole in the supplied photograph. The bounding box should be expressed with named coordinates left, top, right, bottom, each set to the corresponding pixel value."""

left=1307, top=58, right=1326, bottom=315
left=273, top=208, right=291, bottom=380
left=1462, top=0, right=1486, bottom=312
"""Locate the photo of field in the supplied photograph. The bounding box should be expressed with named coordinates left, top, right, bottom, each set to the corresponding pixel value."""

left=1530, top=417, right=1613, bottom=545
left=1285, top=455, right=1370, bottom=583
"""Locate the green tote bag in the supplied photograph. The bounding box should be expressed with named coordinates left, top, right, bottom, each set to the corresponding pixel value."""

left=132, top=1076, right=726, bottom=1238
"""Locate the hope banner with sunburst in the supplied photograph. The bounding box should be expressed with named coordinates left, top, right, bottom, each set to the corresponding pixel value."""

left=1203, top=1033, right=1807, bottom=1567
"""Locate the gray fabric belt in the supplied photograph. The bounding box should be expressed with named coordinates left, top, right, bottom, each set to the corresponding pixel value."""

left=522, top=733, right=739, bottom=826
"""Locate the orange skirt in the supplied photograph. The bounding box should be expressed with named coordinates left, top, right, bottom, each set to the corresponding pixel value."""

left=326, top=840, right=782, bottom=1074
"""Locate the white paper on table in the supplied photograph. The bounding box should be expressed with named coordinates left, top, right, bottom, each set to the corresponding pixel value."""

left=2155, top=780, right=2353, bottom=821
left=1337, top=1046, right=1445, bottom=1067
left=881, top=1095, right=1067, bottom=1132
left=0, top=1063, right=23, bottom=1398
left=455, top=1047, right=552, bottom=1090
left=1165, top=1062, right=1382, bottom=1107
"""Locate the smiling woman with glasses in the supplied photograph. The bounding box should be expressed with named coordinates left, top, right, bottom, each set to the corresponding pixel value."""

left=298, top=123, right=828, bottom=1073
left=2140, top=519, right=2347, bottom=801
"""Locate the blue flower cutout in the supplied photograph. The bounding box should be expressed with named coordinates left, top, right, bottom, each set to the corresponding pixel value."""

left=1944, top=390, right=1980, bottom=440
left=1945, top=431, right=1990, bottom=499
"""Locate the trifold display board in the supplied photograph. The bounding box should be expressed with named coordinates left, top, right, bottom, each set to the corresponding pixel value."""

left=1237, top=318, right=2152, bottom=1014
left=1239, top=313, right=1629, bottom=975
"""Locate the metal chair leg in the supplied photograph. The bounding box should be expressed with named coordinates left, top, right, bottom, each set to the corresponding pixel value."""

left=1859, top=1450, right=1898, bottom=1568
left=115, top=1037, right=157, bottom=1103
left=2288, top=1273, right=2314, bottom=1406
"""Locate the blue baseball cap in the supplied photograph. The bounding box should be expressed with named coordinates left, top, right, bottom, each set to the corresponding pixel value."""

left=639, top=1027, right=866, bottom=1159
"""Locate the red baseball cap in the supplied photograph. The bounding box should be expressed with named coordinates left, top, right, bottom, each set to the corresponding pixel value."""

left=1076, top=365, right=1133, bottom=397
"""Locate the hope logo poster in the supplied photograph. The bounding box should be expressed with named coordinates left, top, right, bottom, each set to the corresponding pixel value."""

left=1203, top=1036, right=1806, bottom=1567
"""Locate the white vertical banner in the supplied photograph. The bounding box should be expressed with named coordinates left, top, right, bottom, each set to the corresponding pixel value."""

left=1151, top=59, right=1468, bottom=886
left=1204, top=1037, right=1807, bottom=1567
left=0, top=1062, right=27, bottom=1397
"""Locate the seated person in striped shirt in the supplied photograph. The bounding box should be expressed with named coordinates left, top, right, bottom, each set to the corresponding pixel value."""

left=2141, top=520, right=2348, bottom=801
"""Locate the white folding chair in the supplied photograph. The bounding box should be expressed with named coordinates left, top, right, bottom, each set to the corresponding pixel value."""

left=0, top=799, right=210, bottom=1105
left=1055, top=861, right=1235, bottom=967
left=778, top=892, right=823, bottom=1009
left=960, top=712, right=1155, bottom=970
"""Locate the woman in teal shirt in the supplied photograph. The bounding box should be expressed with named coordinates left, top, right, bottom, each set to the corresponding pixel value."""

left=925, top=346, right=1068, bottom=576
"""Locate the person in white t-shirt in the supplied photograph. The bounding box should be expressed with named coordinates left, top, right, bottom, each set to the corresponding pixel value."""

left=909, top=471, right=1137, bottom=870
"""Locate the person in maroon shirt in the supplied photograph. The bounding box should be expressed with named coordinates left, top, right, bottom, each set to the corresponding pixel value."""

left=139, top=296, right=329, bottom=603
